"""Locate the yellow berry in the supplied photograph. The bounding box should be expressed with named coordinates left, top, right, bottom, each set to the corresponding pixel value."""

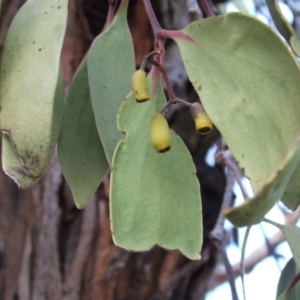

left=149, top=113, right=171, bottom=153
left=190, top=102, right=213, bottom=135
left=131, top=70, right=150, bottom=102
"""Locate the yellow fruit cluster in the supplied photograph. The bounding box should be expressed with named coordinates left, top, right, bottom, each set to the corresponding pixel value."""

left=131, top=69, right=213, bottom=154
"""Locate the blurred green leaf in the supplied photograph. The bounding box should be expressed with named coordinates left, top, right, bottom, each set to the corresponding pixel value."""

left=282, top=164, right=300, bottom=210
left=277, top=258, right=300, bottom=300
left=265, top=0, right=300, bottom=57
left=281, top=225, right=300, bottom=271
left=0, top=0, right=67, bottom=187
left=173, top=13, right=300, bottom=226
left=88, top=0, right=135, bottom=165
left=110, top=71, right=202, bottom=260
left=58, top=59, right=109, bottom=209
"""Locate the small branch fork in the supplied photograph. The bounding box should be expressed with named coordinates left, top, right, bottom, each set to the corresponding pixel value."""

left=140, top=0, right=216, bottom=115
left=140, top=50, right=193, bottom=114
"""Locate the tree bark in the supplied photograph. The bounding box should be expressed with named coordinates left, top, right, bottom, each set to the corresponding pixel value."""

left=0, top=1, right=226, bottom=299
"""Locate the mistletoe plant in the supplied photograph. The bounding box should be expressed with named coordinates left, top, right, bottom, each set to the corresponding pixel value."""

left=1, top=0, right=300, bottom=283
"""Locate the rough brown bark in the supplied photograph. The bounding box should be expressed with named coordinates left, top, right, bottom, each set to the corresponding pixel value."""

left=0, top=1, right=226, bottom=299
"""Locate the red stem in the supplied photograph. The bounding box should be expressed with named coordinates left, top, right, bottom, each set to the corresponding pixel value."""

left=198, top=0, right=215, bottom=17
left=143, top=0, right=161, bottom=34
left=149, top=58, right=176, bottom=100
left=103, top=4, right=116, bottom=30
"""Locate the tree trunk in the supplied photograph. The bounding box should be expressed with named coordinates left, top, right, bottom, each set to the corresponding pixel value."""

left=0, top=1, right=226, bottom=299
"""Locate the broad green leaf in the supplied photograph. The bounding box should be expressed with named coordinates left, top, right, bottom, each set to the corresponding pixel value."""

left=0, top=0, right=67, bottom=187
left=224, top=136, right=300, bottom=226
left=172, top=13, right=300, bottom=225
left=276, top=258, right=300, bottom=300
left=58, top=59, right=109, bottom=209
left=110, top=71, right=202, bottom=260
left=281, top=225, right=300, bottom=271
left=88, top=0, right=135, bottom=165
left=2, top=69, right=64, bottom=188
left=265, top=0, right=300, bottom=57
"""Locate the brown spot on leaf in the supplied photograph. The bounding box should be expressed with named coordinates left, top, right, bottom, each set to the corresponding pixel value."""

left=13, top=167, right=30, bottom=178
left=24, top=152, right=41, bottom=171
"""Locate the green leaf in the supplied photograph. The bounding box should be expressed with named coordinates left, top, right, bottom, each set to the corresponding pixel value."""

left=2, top=69, right=64, bottom=188
left=276, top=258, right=300, bottom=300
left=58, top=59, right=109, bottom=209
left=0, top=0, right=67, bottom=187
left=88, top=0, right=135, bottom=165
left=110, top=71, right=202, bottom=260
left=265, top=0, right=300, bottom=57
left=282, top=163, right=300, bottom=210
left=172, top=13, right=300, bottom=226
left=281, top=225, right=300, bottom=271
left=224, top=136, right=300, bottom=226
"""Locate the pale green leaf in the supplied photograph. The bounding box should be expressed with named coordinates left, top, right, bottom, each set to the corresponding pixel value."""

left=2, top=68, right=64, bottom=188
left=88, top=0, right=135, bottom=165
left=224, top=136, right=300, bottom=226
left=58, top=59, right=109, bottom=209
left=0, top=0, right=67, bottom=187
left=276, top=258, right=300, bottom=300
left=110, top=71, right=202, bottom=260
left=265, top=0, right=300, bottom=57
left=173, top=13, right=300, bottom=226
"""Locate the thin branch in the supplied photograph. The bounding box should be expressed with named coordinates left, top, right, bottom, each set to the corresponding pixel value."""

left=172, top=97, right=192, bottom=107
left=214, top=239, right=239, bottom=300
left=140, top=49, right=164, bottom=71
left=211, top=166, right=236, bottom=240
left=143, top=0, right=161, bottom=34
left=103, top=2, right=117, bottom=30
left=216, top=150, right=249, bottom=200
left=148, top=58, right=176, bottom=100
left=209, top=207, right=300, bottom=290
left=197, top=0, right=215, bottom=17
